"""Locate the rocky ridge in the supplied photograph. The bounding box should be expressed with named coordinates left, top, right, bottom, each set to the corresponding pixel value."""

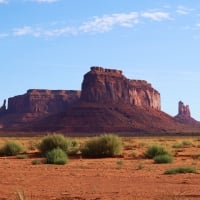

left=0, top=66, right=199, bottom=135
left=7, top=89, right=81, bottom=114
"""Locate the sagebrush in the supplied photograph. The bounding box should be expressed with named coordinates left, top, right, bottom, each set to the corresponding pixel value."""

left=145, top=144, right=170, bottom=159
left=45, top=148, right=68, bottom=165
left=81, top=134, right=122, bottom=158
left=39, top=134, right=77, bottom=155
left=0, top=141, right=24, bottom=156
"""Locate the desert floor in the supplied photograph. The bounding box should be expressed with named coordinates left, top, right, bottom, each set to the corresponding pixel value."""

left=0, top=136, right=200, bottom=200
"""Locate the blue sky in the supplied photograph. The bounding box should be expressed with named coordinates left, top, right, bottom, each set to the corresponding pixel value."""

left=1, top=0, right=200, bottom=120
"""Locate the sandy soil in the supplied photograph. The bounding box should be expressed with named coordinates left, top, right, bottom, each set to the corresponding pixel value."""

left=0, top=137, right=200, bottom=200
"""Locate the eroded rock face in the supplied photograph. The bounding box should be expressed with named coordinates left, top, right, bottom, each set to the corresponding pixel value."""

left=8, top=89, right=81, bottom=114
left=174, top=101, right=194, bottom=123
left=81, top=66, right=161, bottom=110
left=178, top=101, right=191, bottom=118
left=0, top=100, right=6, bottom=115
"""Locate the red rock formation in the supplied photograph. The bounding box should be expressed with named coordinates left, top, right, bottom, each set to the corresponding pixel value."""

left=174, top=101, right=197, bottom=123
left=178, top=101, right=190, bottom=118
left=81, top=66, right=160, bottom=110
left=0, top=100, right=6, bottom=115
left=0, top=67, right=200, bottom=134
left=8, top=89, right=81, bottom=114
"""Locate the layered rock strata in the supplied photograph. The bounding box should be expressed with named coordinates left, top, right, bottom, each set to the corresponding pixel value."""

left=174, top=101, right=197, bottom=123
left=81, top=66, right=161, bottom=110
left=7, top=89, right=81, bottom=114
left=1, top=66, right=198, bottom=134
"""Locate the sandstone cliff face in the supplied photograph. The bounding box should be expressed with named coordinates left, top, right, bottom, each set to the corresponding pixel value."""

left=81, top=66, right=161, bottom=110
left=178, top=101, right=191, bottom=118
left=8, top=89, right=81, bottom=114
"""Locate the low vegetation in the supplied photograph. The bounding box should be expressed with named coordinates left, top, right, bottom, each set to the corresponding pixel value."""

left=39, top=134, right=70, bottom=155
left=38, top=134, right=79, bottom=157
left=172, top=140, right=193, bottom=149
left=45, top=148, right=68, bottom=165
left=32, top=159, right=41, bottom=165
left=0, top=136, right=200, bottom=199
left=164, top=166, right=197, bottom=174
left=16, top=154, right=28, bottom=159
left=182, top=140, right=193, bottom=147
left=154, top=154, right=173, bottom=164
left=145, top=144, right=170, bottom=159
left=81, top=134, right=122, bottom=158
left=0, top=141, right=24, bottom=156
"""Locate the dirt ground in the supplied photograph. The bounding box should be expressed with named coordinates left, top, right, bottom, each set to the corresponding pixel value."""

left=0, top=136, right=200, bottom=200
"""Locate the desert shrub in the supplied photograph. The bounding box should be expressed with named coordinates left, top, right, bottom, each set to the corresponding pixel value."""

left=67, top=139, right=80, bottom=156
left=164, top=166, right=197, bottom=174
left=16, top=154, right=28, bottom=159
left=45, top=148, right=68, bottom=165
left=182, top=140, right=193, bottom=147
left=70, top=140, right=79, bottom=147
left=145, top=144, right=169, bottom=159
left=0, top=141, right=24, bottom=156
left=32, top=159, right=41, bottom=165
left=81, top=134, right=122, bottom=158
left=39, top=134, right=71, bottom=155
left=154, top=154, right=173, bottom=164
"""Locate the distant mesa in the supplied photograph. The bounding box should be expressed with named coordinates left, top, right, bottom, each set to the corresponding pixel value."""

left=81, top=66, right=161, bottom=110
left=0, top=66, right=199, bottom=135
left=7, top=89, right=81, bottom=114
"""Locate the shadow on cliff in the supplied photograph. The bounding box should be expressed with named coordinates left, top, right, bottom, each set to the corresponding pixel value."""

left=18, top=102, right=200, bottom=135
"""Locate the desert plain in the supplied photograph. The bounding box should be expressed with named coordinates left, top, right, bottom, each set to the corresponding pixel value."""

left=0, top=135, right=200, bottom=200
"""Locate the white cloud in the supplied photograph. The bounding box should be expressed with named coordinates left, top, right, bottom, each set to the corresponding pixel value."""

left=13, top=25, right=77, bottom=37
left=0, top=0, right=8, bottom=4
left=176, top=6, right=194, bottom=15
left=79, top=12, right=139, bottom=33
left=11, top=10, right=171, bottom=38
left=13, top=26, right=33, bottom=36
left=43, top=27, right=77, bottom=37
left=141, top=11, right=171, bottom=21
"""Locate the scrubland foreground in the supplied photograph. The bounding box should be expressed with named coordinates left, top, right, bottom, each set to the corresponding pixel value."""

left=1, top=135, right=200, bottom=200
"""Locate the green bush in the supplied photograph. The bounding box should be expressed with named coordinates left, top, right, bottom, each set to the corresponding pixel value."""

left=0, top=141, right=24, bottom=156
left=164, top=166, right=197, bottom=174
left=154, top=154, right=173, bottom=164
left=39, top=134, right=71, bottom=155
left=81, top=134, right=122, bottom=158
left=67, top=139, right=80, bottom=156
left=182, top=140, right=193, bottom=147
left=45, top=148, right=68, bottom=165
left=145, top=144, right=169, bottom=159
